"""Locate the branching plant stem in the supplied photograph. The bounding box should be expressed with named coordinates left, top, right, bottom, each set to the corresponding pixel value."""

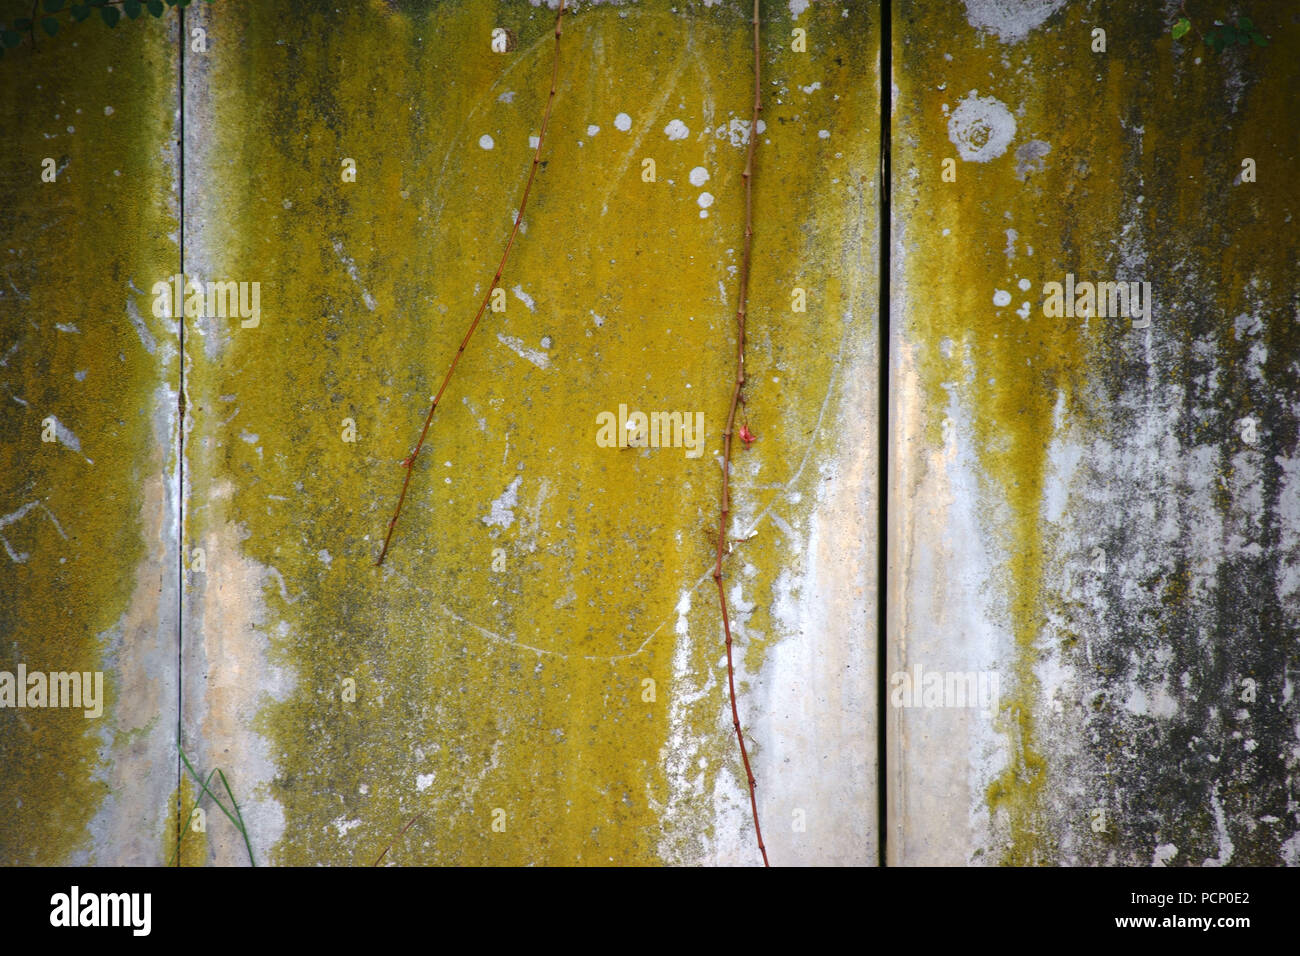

left=711, top=0, right=768, bottom=867
left=376, top=0, right=566, bottom=566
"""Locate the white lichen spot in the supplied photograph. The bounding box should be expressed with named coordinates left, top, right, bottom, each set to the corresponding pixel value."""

left=664, top=119, right=690, bottom=141
left=948, top=91, right=1016, bottom=163
left=961, top=0, right=1066, bottom=43
left=1015, top=139, right=1052, bottom=180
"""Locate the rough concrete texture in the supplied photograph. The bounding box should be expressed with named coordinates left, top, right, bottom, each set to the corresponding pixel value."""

left=889, top=1, right=1299, bottom=864
left=0, top=18, right=181, bottom=865
left=2, top=0, right=875, bottom=865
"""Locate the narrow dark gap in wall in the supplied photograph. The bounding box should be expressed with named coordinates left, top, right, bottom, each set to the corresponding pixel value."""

left=877, top=0, right=891, bottom=869
left=175, top=7, right=186, bottom=865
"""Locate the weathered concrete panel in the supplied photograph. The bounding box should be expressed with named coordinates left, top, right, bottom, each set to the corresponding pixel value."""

left=0, top=21, right=180, bottom=863
left=180, top=0, right=876, bottom=866
left=890, top=1, right=1299, bottom=865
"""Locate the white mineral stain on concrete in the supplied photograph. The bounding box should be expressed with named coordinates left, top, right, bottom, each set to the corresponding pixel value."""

left=86, top=473, right=181, bottom=863
left=482, top=476, right=522, bottom=530
left=187, top=480, right=297, bottom=865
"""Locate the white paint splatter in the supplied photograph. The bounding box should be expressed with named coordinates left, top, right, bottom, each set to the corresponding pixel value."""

left=818, top=129, right=831, bottom=139
left=993, top=289, right=1011, bottom=307
left=586, top=124, right=600, bottom=136
left=948, top=91, right=1016, bottom=163
left=688, top=166, right=709, bottom=187
left=416, top=773, right=435, bottom=792
left=789, top=0, right=810, bottom=17
left=697, top=192, right=714, bottom=210
left=1018, top=278, right=1032, bottom=291
left=614, top=112, right=632, bottom=132
left=478, top=134, right=495, bottom=150
left=664, top=119, right=690, bottom=141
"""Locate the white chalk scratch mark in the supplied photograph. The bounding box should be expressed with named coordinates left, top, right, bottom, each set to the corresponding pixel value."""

left=496, top=333, right=551, bottom=370
left=511, top=285, right=536, bottom=311
left=0, top=500, right=67, bottom=563
left=331, top=239, right=377, bottom=312
left=46, top=416, right=93, bottom=464
left=126, top=294, right=158, bottom=354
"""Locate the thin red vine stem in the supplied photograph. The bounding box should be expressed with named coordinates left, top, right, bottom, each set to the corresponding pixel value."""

left=372, top=810, right=425, bottom=866
left=712, top=0, right=767, bottom=867
left=377, top=0, right=566, bottom=566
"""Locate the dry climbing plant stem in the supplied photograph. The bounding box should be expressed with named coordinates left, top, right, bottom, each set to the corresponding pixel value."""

left=376, top=0, right=566, bottom=566
left=711, top=0, right=768, bottom=867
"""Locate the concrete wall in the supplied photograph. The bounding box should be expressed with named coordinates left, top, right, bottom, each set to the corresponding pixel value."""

left=2, top=0, right=875, bottom=866
left=889, top=0, right=1299, bottom=865
left=3, top=0, right=1296, bottom=869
